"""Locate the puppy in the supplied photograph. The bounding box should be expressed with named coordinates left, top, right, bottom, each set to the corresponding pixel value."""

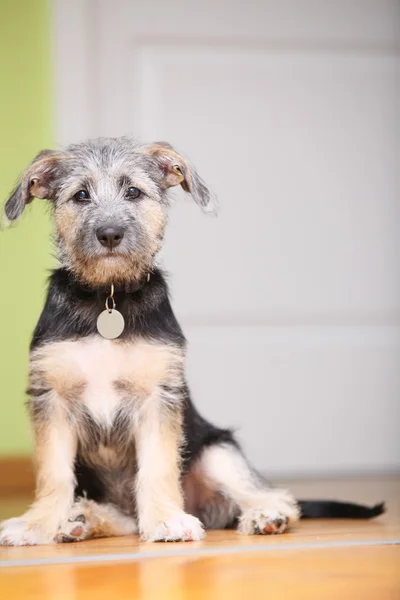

left=0, top=137, right=384, bottom=545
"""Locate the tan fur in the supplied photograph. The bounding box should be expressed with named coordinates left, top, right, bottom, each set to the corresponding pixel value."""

left=57, top=498, right=138, bottom=541
left=31, top=360, right=86, bottom=403
left=183, top=459, right=218, bottom=511
left=198, top=444, right=300, bottom=532
left=33, top=410, right=77, bottom=497
left=53, top=202, right=79, bottom=246
left=146, top=144, right=188, bottom=189
left=0, top=393, right=77, bottom=545
left=70, top=253, right=148, bottom=287
left=30, top=337, right=185, bottom=418
left=134, top=392, right=185, bottom=539
left=95, top=444, right=123, bottom=469
left=183, top=469, right=239, bottom=530
left=142, top=198, right=166, bottom=245
left=23, top=152, right=67, bottom=204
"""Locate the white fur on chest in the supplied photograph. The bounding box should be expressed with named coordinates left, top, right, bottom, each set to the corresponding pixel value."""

left=68, top=338, right=125, bottom=425
left=30, top=336, right=184, bottom=427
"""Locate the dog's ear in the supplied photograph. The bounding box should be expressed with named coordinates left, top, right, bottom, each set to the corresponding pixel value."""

left=4, top=150, right=65, bottom=221
left=146, top=142, right=217, bottom=214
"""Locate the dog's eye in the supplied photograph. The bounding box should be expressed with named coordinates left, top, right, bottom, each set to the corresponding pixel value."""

left=126, top=187, right=141, bottom=200
left=74, top=190, right=90, bottom=202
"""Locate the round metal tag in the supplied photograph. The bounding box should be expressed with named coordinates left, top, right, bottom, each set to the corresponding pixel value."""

left=96, top=309, right=125, bottom=339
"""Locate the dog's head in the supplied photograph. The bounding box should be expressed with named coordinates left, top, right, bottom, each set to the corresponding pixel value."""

left=4, top=137, right=215, bottom=286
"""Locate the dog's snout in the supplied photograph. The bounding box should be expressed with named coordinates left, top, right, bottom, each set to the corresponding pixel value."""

left=96, top=226, right=125, bottom=249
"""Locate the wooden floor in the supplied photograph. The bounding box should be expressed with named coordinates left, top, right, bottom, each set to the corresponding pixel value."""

left=0, top=476, right=399, bottom=599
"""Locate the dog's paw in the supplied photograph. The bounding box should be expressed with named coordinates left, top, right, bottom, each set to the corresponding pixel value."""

left=56, top=498, right=95, bottom=543
left=56, top=498, right=138, bottom=543
left=238, top=508, right=290, bottom=534
left=56, top=513, right=88, bottom=543
left=0, top=517, right=55, bottom=546
left=143, top=513, right=205, bottom=542
left=238, top=489, right=300, bottom=535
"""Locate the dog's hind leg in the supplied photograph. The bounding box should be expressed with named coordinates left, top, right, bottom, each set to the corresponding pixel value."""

left=192, top=442, right=300, bottom=535
left=57, top=498, right=138, bottom=542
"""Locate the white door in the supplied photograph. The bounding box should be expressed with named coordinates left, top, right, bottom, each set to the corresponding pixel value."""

left=53, top=0, right=400, bottom=475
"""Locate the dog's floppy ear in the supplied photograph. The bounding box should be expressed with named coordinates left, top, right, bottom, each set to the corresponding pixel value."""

left=4, top=150, right=65, bottom=221
left=146, top=142, right=217, bottom=214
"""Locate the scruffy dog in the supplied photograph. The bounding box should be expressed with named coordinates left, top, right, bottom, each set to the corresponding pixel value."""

left=0, top=137, right=383, bottom=545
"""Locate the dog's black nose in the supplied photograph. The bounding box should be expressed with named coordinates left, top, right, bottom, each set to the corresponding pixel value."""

left=96, top=226, right=125, bottom=249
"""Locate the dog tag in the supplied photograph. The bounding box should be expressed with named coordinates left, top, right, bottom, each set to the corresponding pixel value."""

left=97, top=309, right=125, bottom=339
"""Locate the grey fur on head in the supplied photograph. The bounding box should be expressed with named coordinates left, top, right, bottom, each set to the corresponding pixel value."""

left=4, top=136, right=217, bottom=286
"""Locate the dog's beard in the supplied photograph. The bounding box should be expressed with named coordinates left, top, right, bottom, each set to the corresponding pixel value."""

left=55, top=229, right=162, bottom=287
left=62, top=251, right=152, bottom=287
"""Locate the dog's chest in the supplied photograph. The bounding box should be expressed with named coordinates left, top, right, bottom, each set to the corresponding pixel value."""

left=30, top=336, right=184, bottom=427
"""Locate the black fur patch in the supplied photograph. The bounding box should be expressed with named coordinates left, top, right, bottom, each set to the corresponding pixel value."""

left=31, top=268, right=185, bottom=348
left=299, top=500, right=386, bottom=519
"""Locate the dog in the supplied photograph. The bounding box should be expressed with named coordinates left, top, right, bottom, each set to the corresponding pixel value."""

left=0, top=137, right=384, bottom=545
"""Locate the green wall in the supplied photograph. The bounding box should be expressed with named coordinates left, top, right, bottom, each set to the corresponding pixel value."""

left=0, top=0, right=53, bottom=454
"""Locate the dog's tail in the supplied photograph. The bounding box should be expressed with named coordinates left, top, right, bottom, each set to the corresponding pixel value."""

left=298, top=499, right=385, bottom=519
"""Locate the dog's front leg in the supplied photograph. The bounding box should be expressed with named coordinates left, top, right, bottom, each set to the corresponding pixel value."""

left=134, top=392, right=204, bottom=542
left=0, top=392, right=77, bottom=546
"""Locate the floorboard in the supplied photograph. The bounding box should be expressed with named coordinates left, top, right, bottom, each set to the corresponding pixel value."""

left=0, top=475, right=399, bottom=599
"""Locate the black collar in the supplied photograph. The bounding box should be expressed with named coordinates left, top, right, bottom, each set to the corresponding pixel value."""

left=70, top=272, right=150, bottom=297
